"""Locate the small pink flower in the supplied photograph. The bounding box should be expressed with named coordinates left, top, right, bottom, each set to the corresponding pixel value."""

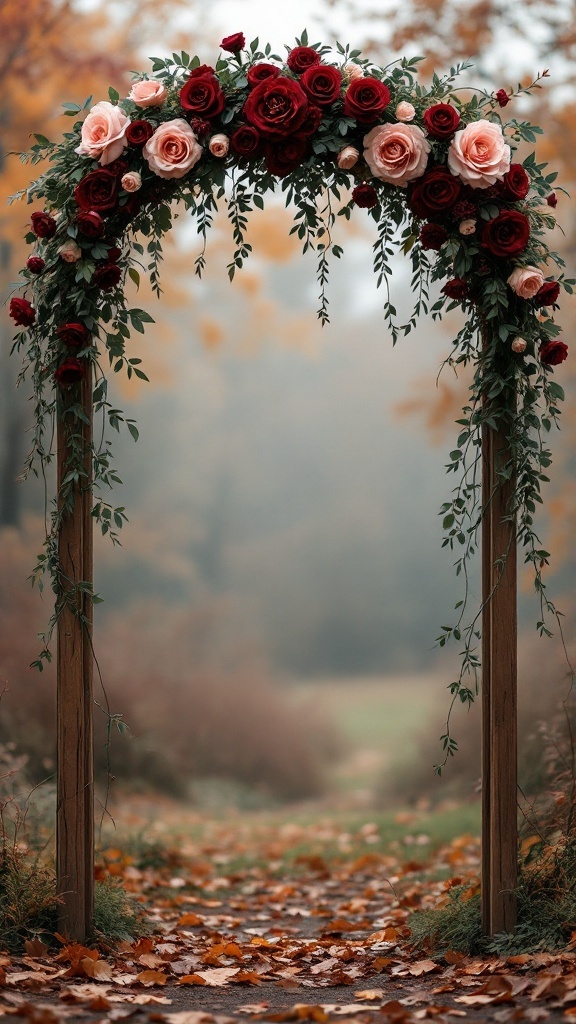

left=507, top=265, right=544, bottom=299
left=337, top=145, right=359, bottom=170
left=343, top=63, right=363, bottom=81
left=128, top=79, right=168, bottom=107
left=364, top=122, right=430, bottom=187
left=511, top=336, right=527, bottom=353
left=448, top=119, right=510, bottom=188
left=208, top=133, right=230, bottom=158
left=121, top=171, right=142, bottom=192
left=143, top=119, right=203, bottom=179
left=459, top=218, right=477, bottom=235
left=75, top=100, right=131, bottom=166
left=59, top=240, right=82, bottom=263
left=395, top=101, right=416, bottom=122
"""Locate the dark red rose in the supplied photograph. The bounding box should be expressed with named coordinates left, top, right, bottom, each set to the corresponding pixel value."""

left=74, top=169, right=119, bottom=212
left=497, top=163, right=530, bottom=201
left=408, top=167, right=462, bottom=219
left=423, top=103, right=461, bottom=139
left=482, top=210, right=530, bottom=257
left=106, top=158, right=129, bottom=176
left=547, top=192, right=558, bottom=208
left=342, top=76, right=390, bottom=123
left=443, top=278, right=468, bottom=300
left=298, top=104, right=323, bottom=137
left=179, top=69, right=226, bottom=119
left=496, top=88, right=510, bottom=107
left=286, top=46, right=321, bottom=75
left=26, top=256, right=45, bottom=274
left=540, top=339, right=568, bottom=366
left=76, top=210, right=106, bottom=238
left=188, top=116, right=211, bottom=137
left=54, top=357, right=85, bottom=385
left=420, top=223, right=448, bottom=250
left=188, top=64, right=216, bottom=78
left=264, top=137, right=308, bottom=177
left=247, top=63, right=281, bottom=87
left=92, top=262, right=122, bottom=290
left=56, top=323, right=90, bottom=349
left=300, top=64, right=341, bottom=107
left=31, top=211, right=57, bottom=239
left=534, top=280, right=560, bottom=308
left=221, top=32, right=245, bottom=53
left=9, top=297, right=36, bottom=326
left=352, top=183, right=378, bottom=209
left=243, top=75, right=308, bottom=138
left=230, top=124, right=262, bottom=157
left=126, top=119, right=155, bottom=146
left=106, top=246, right=122, bottom=263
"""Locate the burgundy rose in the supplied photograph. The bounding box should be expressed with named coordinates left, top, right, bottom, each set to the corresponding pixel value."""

left=496, top=88, right=510, bottom=107
left=247, top=63, right=281, bottom=87
left=420, top=223, right=448, bottom=250
left=221, top=32, right=245, bottom=53
left=408, top=167, right=462, bottom=219
left=76, top=210, right=105, bottom=238
left=54, top=357, right=85, bottom=386
left=56, top=323, right=90, bottom=349
left=265, top=137, right=308, bottom=177
left=423, top=103, right=461, bottom=139
left=482, top=210, right=530, bottom=257
left=74, top=169, right=119, bottom=212
left=452, top=198, right=476, bottom=219
left=243, top=76, right=308, bottom=138
left=534, top=280, right=560, bottom=308
left=92, top=262, right=122, bottom=290
left=180, top=69, right=226, bottom=119
left=31, top=211, right=57, bottom=239
left=300, top=64, right=341, bottom=107
left=126, top=119, right=155, bottom=146
left=443, top=278, right=468, bottom=300
left=352, top=183, right=378, bottom=209
left=9, top=297, right=36, bottom=326
left=230, top=124, right=262, bottom=157
left=540, top=340, right=568, bottom=366
left=547, top=192, right=558, bottom=208
left=298, top=104, right=323, bottom=137
left=26, top=256, right=45, bottom=274
left=286, top=46, right=321, bottom=75
left=342, top=76, right=390, bottom=123
left=497, top=163, right=530, bottom=201
left=106, top=158, right=129, bottom=176
left=106, top=246, right=122, bottom=263
left=188, top=116, right=211, bottom=138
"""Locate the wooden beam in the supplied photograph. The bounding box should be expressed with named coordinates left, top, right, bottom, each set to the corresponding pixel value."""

left=481, top=397, right=518, bottom=935
left=56, top=370, right=94, bottom=942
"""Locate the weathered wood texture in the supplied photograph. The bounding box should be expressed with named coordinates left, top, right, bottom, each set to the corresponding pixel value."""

left=481, top=403, right=518, bottom=935
left=56, top=372, right=94, bottom=942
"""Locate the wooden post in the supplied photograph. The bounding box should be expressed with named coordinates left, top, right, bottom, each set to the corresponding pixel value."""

left=56, top=370, right=94, bottom=942
left=481, top=388, right=518, bottom=935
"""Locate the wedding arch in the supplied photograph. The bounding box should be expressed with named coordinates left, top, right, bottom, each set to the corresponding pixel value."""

left=8, top=31, right=571, bottom=943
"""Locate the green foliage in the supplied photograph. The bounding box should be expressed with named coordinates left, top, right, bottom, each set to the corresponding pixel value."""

left=0, top=847, right=60, bottom=952
left=94, top=877, right=149, bottom=942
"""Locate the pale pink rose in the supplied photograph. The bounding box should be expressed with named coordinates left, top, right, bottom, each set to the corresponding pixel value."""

left=343, top=63, right=364, bottom=81
left=143, top=119, right=203, bottom=179
left=59, top=240, right=82, bottom=263
left=395, top=101, right=416, bottom=122
left=121, top=171, right=142, bottom=192
left=459, top=218, right=477, bottom=235
left=507, top=265, right=544, bottom=299
left=75, top=100, right=130, bottom=166
left=447, top=119, right=510, bottom=188
left=208, top=133, right=230, bottom=158
left=128, top=79, right=168, bottom=107
left=511, top=336, right=527, bottom=353
left=337, top=145, right=359, bottom=170
left=363, top=123, right=430, bottom=187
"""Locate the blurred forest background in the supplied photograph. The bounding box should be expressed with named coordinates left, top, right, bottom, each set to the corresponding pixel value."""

left=0, top=0, right=575, bottom=812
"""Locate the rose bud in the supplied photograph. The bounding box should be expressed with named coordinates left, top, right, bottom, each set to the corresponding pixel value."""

left=221, top=32, right=245, bottom=53
left=495, top=88, right=510, bottom=107
left=459, top=218, right=477, bottom=236
left=540, top=339, right=568, bottom=366
left=546, top=192, right=558, bottom=208
left=337, top=146, right=359, bottom=170
left=443, top=278, right=468, bottom=300
left=26, top=256, right=45, bottom=274
left=208, top=133, right=230, bottom=158
left=121, top=171, right=142, bottom=192
left=534, top=280, right=560, bottom=308
left=9, top=297, right=36, bottom=326
left=59, top=240, right=82, bottom=263
left=54, top=357, right=86, bottom=386
left=31, top=211, right=57, bottom=239
left=92, top=262, right=122, bottom=290
left=511, top=336, right=527, bottom=353
left=343, top=63, right=364, bottom=81
left=128, top=79, right=168, bottom=107
left=395, top=101, right=416, bottom=121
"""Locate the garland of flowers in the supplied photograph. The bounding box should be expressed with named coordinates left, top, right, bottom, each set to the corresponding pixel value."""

left=7, top=31, right=573, bottom=764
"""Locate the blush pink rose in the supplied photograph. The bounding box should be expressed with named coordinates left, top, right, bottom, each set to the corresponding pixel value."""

left=447, top=119, right=510, bottom=188
left=459, top=218, right=477, bottom=235
left=128, top=79, right=168, bottom=107
left=507, top=265, right=544, bottom=299
left=337, top=145, right=359, bottom=170
left=59, top=240, right=82, bottom=263
left=395, top=101, right=416, bottom=122
left=343, top=63, right=363, bottom=81
left=363, top=122, right=430, bottom=187
left=75, top=101, right=130, bottom=165
left=143, top=119, right=203, bottom=179
left=121, top=171, right=142, bottom=192
left=208, top=133, right=230, bottom=157
left=511, top=336, right=527, bottom=353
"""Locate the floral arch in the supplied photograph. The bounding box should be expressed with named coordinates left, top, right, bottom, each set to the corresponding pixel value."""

left=7, top=31, right=572, bottom=941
